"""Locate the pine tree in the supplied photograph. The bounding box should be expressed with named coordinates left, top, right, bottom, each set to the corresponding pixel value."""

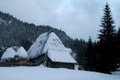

left=115, top=28, right=120, bottom=67
left=99, top=3, right=116, bottom=42
left=85, top=37, right=94, bottom=70
left=72, top=39, right=87, bottom=69
left=98, top=3, right=116, bottom=73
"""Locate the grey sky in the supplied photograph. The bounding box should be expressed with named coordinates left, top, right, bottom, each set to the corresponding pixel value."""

left=0, top=0, right=120, bottom=40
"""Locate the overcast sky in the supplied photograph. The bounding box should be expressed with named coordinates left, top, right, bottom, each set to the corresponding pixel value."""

left=0, top=0, right=120, bottom=40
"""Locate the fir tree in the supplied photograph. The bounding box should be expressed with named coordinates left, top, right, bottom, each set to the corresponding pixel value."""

left=98, top=3, right=117, bottom=73
left=72, top=39, right=87, bottom=69
left=99, top=3, right=116, bottom=42
left=115, top=28, right=120, bottom=67
left=85, top=37, right=94, bottom=70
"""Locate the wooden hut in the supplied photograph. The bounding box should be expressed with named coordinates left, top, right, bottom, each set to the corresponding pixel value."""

left=44, top=50, right=77, bottom=69
left=28, top=32, right=77, bottom=69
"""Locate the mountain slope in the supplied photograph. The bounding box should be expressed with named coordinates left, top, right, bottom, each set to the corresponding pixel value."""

left=0, top=11, right=73, bottom=50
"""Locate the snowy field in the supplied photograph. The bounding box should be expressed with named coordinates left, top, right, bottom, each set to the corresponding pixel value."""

left=112, top=71, right=120, bottom=78
left=0, top=65, right=119, bottom=80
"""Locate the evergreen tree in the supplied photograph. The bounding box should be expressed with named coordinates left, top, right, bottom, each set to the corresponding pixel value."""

left=72, top=39, right=87, bottom=69
left=115, top=28, right=120, bottom=67
left=84, top=37, right=100, bottom=71
left=20, top=39, right=32, bottom=51
left=98, top=3, right=117, bottom=73
left=85, top=37, right=94, bottom=70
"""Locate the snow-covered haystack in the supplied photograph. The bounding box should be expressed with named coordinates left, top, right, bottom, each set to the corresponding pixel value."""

left=28, top=32, right=72, bottom=58
left=16, top=47, right=28, bottom=58
left=1, top=47, right=16, bottom=61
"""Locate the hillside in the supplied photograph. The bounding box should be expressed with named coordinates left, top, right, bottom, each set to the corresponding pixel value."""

left=0, top=11, right=73, bottom=52
left=0, top=11, right=87, bottom=68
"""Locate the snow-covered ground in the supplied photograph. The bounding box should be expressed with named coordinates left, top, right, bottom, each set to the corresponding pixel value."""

left=112, top=71, right=120, bottom=78
left=0, top=66, right=119, bottom=80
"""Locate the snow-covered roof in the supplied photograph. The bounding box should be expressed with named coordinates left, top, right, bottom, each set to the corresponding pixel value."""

left=1, top=47, right=16, bottom=60
left=28, top=32, right=49, bottom=58
left=16, top=47, right=28, bottom=58
left=47, top=50, right=76, bottom=63
left=28, top=32, right=71, bottom=58
left=42, top=32, right=67, bottom=53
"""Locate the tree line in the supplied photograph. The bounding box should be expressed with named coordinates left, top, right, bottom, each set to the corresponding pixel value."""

left=73, top=3, right=120, bottom=74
